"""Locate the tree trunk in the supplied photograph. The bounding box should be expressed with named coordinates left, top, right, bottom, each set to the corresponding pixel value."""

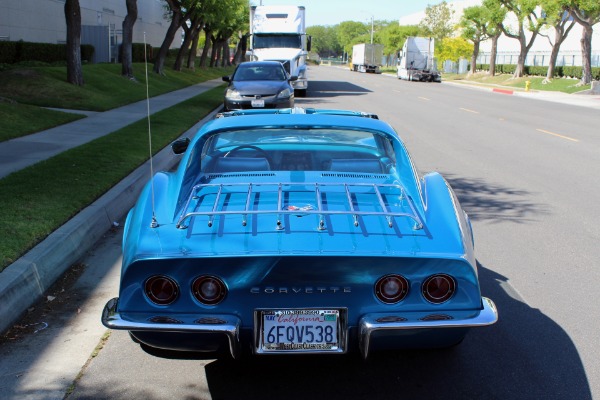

left=64, top=0, right=83, bottom=85
left=199, top=29, right=212, bottom=68
left=544, top=19, right=575, bottom=83
left=210, top=36, right=219, bottom=68
left=233, top=33, right=248, bottom=64
left=489, top=33, right=499, bottom=76
left=121, top=0, right=137, bottom=78
left=174, top=23, right=194, bottom=71
left=469, top=40, right=480, bottom=76
left=580, top=25, right=593, bottom=85
left=187, top=28, right=201, bottom=70
left=153, top=1, right=183, bottom=74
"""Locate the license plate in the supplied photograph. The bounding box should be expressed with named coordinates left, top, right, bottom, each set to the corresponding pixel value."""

left=251, top=99, right=265, bottom=108
left=259, top=309, right=341, bottom=352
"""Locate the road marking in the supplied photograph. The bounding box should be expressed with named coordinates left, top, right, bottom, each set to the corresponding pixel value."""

left=536, top=128, right=579, bottom=142
left=418, top=96, right=430, bottom=101
left=460, top=107, right=479, bottom=114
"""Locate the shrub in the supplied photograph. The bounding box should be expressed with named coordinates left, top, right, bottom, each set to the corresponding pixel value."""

left=131, top=43, right=153, bottom=62
left=0, top=41, right=18, bottom=63
left=0, top=41, right=94, bottom=64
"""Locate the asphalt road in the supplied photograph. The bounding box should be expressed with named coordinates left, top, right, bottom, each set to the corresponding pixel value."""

left=2, top=66, right=598, bottom=399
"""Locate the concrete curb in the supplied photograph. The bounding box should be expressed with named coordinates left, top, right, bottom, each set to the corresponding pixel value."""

left=0, top=108, right=221, bottom=335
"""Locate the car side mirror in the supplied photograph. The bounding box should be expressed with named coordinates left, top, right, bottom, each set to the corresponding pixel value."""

left=289, top=76, right=298, bottom=82
left=222, top=76, right=231, bottom=82
left=171, top=137, right=190, bottom=155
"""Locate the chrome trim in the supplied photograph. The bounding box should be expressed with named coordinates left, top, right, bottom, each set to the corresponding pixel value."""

left=358, top=297, right=498, bottom=359
left=253, top=308, right=348, bottom=355
left=176, top=182, right=424, bottom=231
left=101, top=298, right=241, bottom=359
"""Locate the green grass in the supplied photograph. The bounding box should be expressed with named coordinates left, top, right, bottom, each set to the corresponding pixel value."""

left=0, top=86, right=225, bottom=270
left=0, top=102, right=85, bottom=142
left=0, top=63, right=231, bottom=111
left=443, top=72, right=590, bottom=93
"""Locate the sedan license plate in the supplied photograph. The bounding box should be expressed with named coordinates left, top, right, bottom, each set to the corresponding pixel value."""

left=251, top=99, right=265, bottom=108
left=259, top=309, right=340, bottom=352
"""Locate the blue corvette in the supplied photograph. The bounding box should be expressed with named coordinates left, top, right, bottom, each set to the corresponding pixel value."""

left=102, top=108, right=497, bottom=359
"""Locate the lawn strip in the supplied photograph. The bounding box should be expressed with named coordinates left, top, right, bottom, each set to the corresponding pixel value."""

left=0, top=102, right=85, bottom=142
left=0, top=85, right=225, bottom=270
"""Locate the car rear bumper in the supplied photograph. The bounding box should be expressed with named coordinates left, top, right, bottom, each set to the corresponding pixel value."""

left=358, top=297, right=497, bottom=358
left=102, top=296, right=497, bottom=359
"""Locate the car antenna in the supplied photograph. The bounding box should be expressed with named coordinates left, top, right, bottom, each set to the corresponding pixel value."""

left=143, top=33, right=158, bottom=228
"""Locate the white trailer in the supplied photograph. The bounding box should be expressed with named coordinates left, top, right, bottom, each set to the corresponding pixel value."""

left=247, top=5, right=311, bottom=96
left=351, top=43, right=384, bottom=73
left=397, top=37, right=441, bottom=82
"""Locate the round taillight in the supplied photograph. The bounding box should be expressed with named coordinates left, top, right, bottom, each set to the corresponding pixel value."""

left=192, top=275, right=227, bottom=305
left=375, top=274, right=409, bottom=304
left=422, top=274, right=456, bottom=304
left=144, top=276, right=179, bottom=305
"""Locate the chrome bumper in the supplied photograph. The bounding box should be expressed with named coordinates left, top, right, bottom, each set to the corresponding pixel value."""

left=101, top=298, right=242, bottom=358
left=103, top=297, right=497, bottom=360
left=358, top=297, right=497, bottom=358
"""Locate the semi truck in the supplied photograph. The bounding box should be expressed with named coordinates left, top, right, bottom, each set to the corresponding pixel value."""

left=247, top=5, right=311, bottom=96
left=397, top=37, right=441, bottom=82
left=351, top=43, right=384, bottom=73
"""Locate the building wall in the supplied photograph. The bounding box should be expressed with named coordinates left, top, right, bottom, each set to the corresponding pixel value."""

left=0, top=0, right=181, bottom=48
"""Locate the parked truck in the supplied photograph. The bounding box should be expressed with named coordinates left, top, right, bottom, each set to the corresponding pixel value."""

left=247, top=5, right=311, bottom=96
left=351, top=43, right=384, bottom=73
left=397, top=37, right=441, bottom=82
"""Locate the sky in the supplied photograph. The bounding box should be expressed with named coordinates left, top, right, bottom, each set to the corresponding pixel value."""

left=250, top=0, right=445, bottom=27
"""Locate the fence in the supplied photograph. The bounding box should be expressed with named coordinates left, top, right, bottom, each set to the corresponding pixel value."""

left=477, top=50, right=600, bottom=68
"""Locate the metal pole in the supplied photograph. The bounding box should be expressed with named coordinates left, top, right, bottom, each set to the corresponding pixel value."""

left=370, top=16, right=374, bottom=44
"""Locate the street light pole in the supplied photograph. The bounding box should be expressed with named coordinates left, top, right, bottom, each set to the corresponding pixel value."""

left=370, top=16, right=374, bottom=44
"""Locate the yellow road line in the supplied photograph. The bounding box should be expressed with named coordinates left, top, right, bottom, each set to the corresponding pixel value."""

left=418, top=96, right=430, bottom=101
left=536, top=128, right=579, bottom=142
left=460, top=107, right=479, bottom=114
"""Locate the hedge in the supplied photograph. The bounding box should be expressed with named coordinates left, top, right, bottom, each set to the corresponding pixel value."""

left=131, top=43, right=153, bottom=62
left=0, top=41, right=94, bottom=64
left=476, top=63, right=600, bottom=80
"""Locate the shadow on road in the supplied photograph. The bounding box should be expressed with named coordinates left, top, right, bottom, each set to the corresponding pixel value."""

left=202, top=263, right=591, bottom=400
left=300, top=80, right=371, bottom=99
left=443, top=173, right=550, bottom=224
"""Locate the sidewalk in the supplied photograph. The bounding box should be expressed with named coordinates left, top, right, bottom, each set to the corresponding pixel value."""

left=0, top=79, right=224, bottom=180
left=0, top=79, right=225, bottom=334
left=443, top=79, right=600, bottom=110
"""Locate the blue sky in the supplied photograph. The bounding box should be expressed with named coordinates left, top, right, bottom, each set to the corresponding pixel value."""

left=250, top=0, right=441, bottom=26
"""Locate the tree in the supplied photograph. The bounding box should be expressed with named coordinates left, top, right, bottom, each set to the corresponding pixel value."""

left=437, top=37, right=474, bottom=65
left=499, top=0, right=547, bottom=78
left=64, top=0, right=83, bottom=85
left=378, top=24, right=421, bottom=66
left=482, top=0, right=507, bottom=76
left=564, top=0, right=600, bottom=85
left=153, top=0, right=184, bottom=74
left=539, top=0, right=576, bottom=83
left=337, top=21, right=370, bottom=54
left=306, top=25, right=342, bottom=57
left=460, top=6, right=494, bottom=75
left=121, top=0, right=138, bottom=78
left=419, top=1, right=455, bottom=42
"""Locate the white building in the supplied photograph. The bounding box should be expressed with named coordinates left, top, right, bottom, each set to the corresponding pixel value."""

left=399, top=0, right=600, bottom=67
left=0, top=0, right=182, bottom=62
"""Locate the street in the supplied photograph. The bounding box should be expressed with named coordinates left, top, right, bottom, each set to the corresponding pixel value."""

left=1, top=65, right=598, bottom=399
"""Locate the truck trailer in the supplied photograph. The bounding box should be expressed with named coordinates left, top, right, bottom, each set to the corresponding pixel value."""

left=351, top=43, right=384, bottom=73
left=397, top=37, right=441, bottom=82
left=247, top=5, right=311, bottom=96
